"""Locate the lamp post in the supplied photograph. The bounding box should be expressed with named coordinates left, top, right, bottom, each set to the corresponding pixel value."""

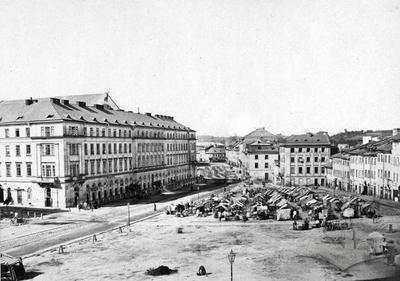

left=227, top=249, right=236, bottom=281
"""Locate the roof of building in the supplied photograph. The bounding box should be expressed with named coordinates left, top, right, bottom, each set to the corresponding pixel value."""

left=53, top=92, right=120, bottom=109
left=205, top=146, right=225, bottom=154
left=283, top=132, right=331, bottom=146
left=0, top=95, right=194, bottom=131
left=331, top=153, right=350, bottom=160
left=243, top=127, right=276, bottom=141
left=344, top=135, right=395, bottom=156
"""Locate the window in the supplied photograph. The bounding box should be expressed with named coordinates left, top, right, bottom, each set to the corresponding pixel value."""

left=96, top=128, right=99, bottom=136
left=41, top=126, right=54, bottom=137
left=264, top=163, right=269, bottom=168
left=298, top=167, right=303, bottom=174
left=84, top=144, right=88, bottom=155
left=5, top=128, right=9, bottom=138
left=290, top=167, right=295, bottom=174
left=26, top=162, right=32, bottom=176
left=314, top=167, right=319, bottom=174
left=306, top=148, right=310, bottom=152
left=129, top=144, right=132, bottom=153
left=85, top=160, right=89, bottom=174
left=321, top=157, right=325, bottom=162
left=26, top=145, right=31, bottom=156
left=6, top=162, right=11, bottom=177
left=306, top=167, right=311, bottom=174
left=90, top=160, right=95, bottom=175
left=290, top=157, right=295, bottom=163
left=109, top=144, right=112, bottom=154
left=90, top=144, right=94, bottom=155
left=41, top=163, right=56, bottom=177
left=255, top=163, right=258, bottom=169
left=290, top=148, right=294, bottom=153
left=96, top=144, right=100, bottom=155
left=321, top=147, right=325, bottom=152
left=306, top=157, right=310, bottom=163
left=69, top=126, right=78, bottom=136
left=102, top=129, right=106, bottom=137
left=70, top=143, right=79, bottom=155
left=41, top=144, right=55, bottom=156
left=114, top=143, right=117, bottom=154
left=15, top=128, right=20, bottom=137
left=314, top=148, right=318, bottom=152
left=96, top=160, right=101, bottom=174
left=5, top=145, right=10, bottom=157
left=83, top=127, right=87, bottom=136
left=114, top=158, right=118, bottom=171
left=70, top=162, right=80, bottom=177
left=102, top=159, right=107, bottom=173
left=16, top=163, right=21, bottom=176
left=119, top=159, right=123, bottom=171
left=90, top=128, right=94, bottom=136
left=298, top=148, right=302, bottom=153
left=119, top=144, right=122, bottom=153
left=102, top=144, right=106, bottom=154
left=321, top=167, right=325, bottom=174
left=27, top=188, right=32, bottom=200
left=108, top=159, right=112, bottom=172
left=16, top=145, right=21, bottom=156
left=124, top=144, right=127, bottom=153
left=314, top=157, right=318, bottom=162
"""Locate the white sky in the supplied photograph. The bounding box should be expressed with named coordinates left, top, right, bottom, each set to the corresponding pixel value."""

left=1, top=0, right=399, bottom=136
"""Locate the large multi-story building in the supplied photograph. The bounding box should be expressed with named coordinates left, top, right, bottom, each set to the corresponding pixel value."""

left=326, top=130, right=400, bottom=201
left=0, top=93, right=196, bottom=208
left=279, top=132, right=331, bottom=186
left=243, top=140, right=279, bottom=183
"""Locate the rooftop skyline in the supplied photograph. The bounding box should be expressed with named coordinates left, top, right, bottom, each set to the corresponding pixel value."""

left=1, top=0, right=399, bottom=136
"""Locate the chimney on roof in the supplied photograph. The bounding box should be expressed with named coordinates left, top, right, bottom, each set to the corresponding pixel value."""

left=25, top=97, right=34, bottom=105
left=393, top=128, right=400, bottom=136
left=50, top=98, right=60, bottom=104
left=94, top=104, right=104, bottom=110
left=77, top=101, right=86, bottom=107
left=146, top=112, right=152, bottom=116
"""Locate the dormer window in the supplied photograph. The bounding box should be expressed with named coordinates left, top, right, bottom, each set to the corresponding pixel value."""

left=47, top=114, right=54, bottom=118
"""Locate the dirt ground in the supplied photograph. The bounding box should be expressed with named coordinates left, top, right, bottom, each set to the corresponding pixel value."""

left=23, top=212, right=400, bottom=281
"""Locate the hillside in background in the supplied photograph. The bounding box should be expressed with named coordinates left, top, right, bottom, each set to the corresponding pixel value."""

left=330, top=129, right=393, bottom=146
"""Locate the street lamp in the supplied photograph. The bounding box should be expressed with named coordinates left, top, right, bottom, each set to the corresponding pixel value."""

left=228, top=249, right=236, bottom=281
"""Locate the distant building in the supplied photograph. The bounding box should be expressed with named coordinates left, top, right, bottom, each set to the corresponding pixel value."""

left=244, top=140, right=279, bottom=183
left=205, top=145, right=226, bottom=162
left=326, top=129, right=400, bottom=201
left=279, top=132, right=331, bottom=186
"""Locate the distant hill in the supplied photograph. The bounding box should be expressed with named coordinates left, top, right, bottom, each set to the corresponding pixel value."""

left=330, top=129, right=392, bottom=146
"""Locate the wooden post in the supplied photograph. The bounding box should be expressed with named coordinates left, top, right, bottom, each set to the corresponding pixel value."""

left=92, top=234, right=97, bottom=243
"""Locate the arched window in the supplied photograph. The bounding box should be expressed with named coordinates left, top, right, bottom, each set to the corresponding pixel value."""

left=27, top=188, right=32, bottom=200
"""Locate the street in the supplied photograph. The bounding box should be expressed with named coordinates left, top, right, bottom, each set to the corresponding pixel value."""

left=1, top=182, right=238, bottom=257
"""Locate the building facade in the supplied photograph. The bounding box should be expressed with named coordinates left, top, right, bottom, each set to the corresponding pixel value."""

left=0, top=94, right=196, bottom=208
left=279, top=132, right=331, bottom=186
left=326, top=130, right=400, bottom=201
left=244, top=140, right=279, bottom=183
